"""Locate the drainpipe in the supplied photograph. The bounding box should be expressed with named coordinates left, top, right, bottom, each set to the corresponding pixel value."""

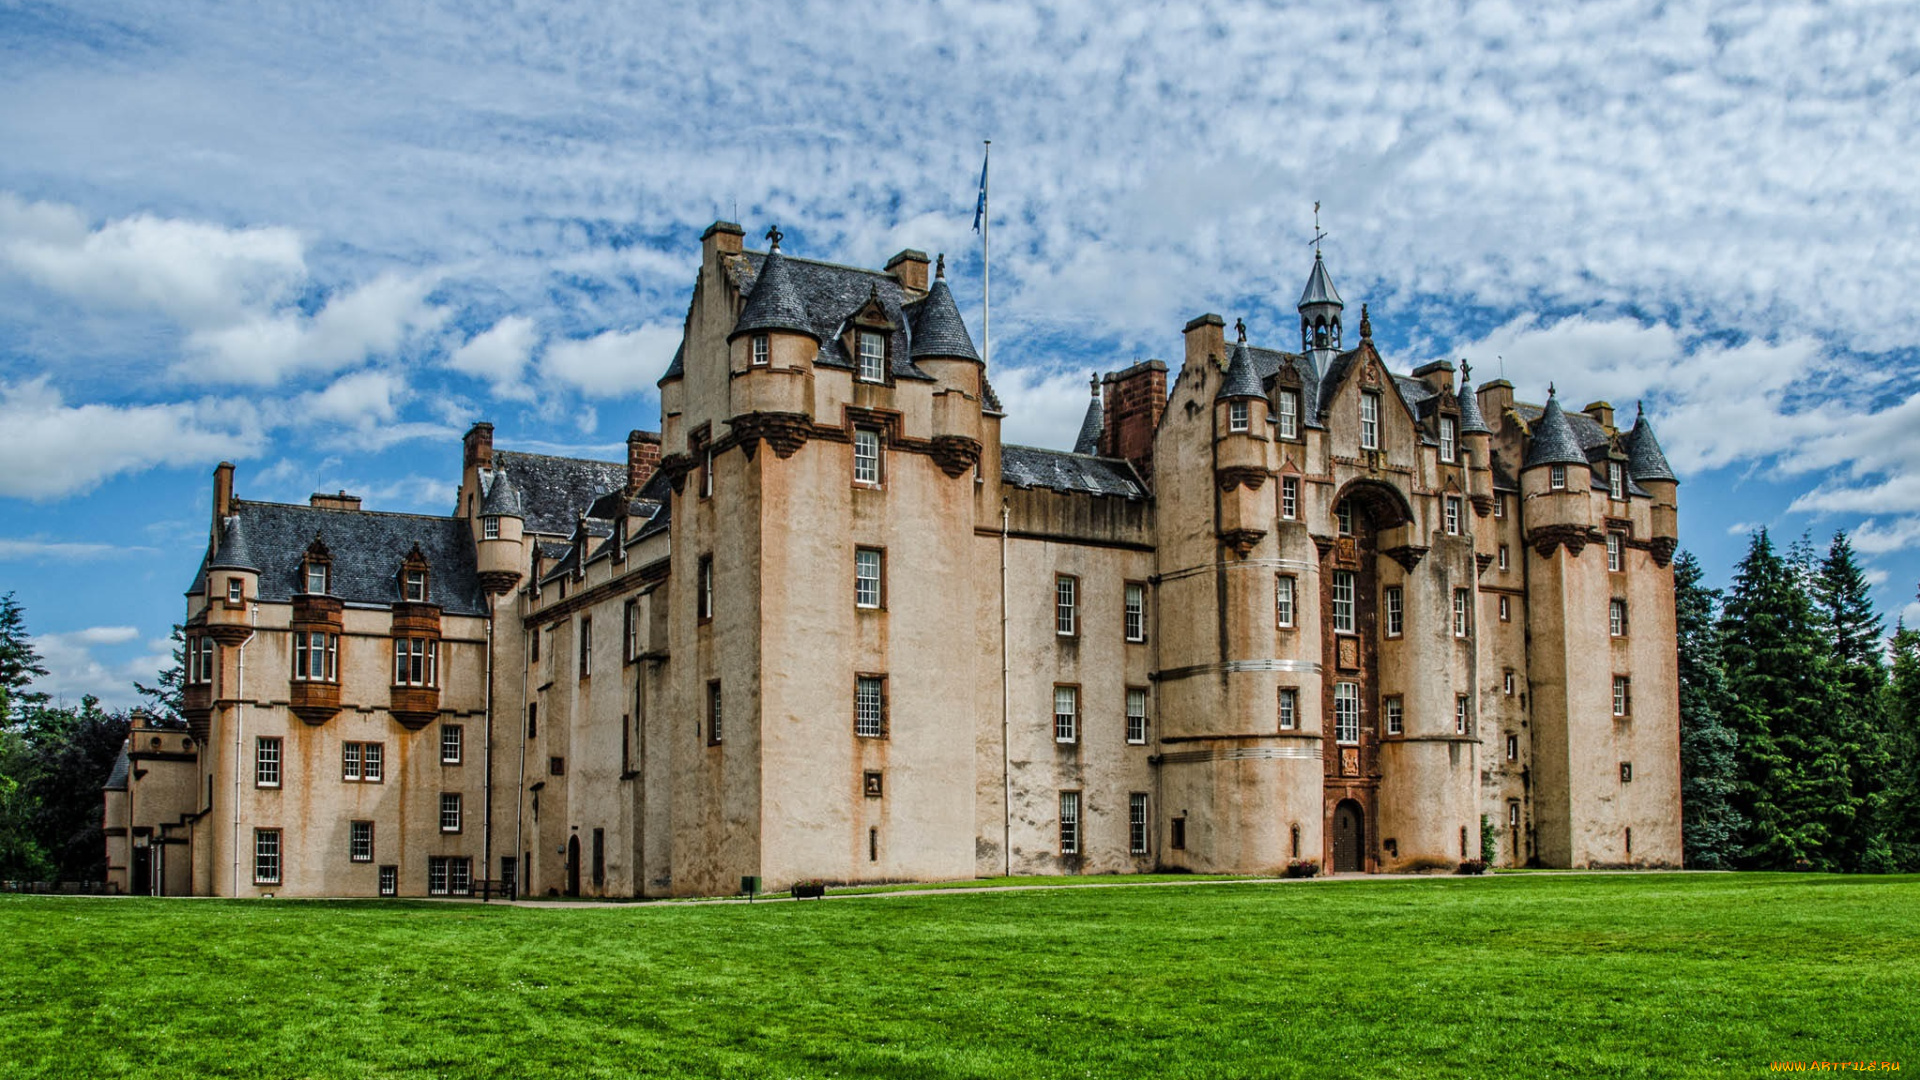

left=1000, top=499, right=1012, bottom=878
left=481, top=604, right=495, bottom=900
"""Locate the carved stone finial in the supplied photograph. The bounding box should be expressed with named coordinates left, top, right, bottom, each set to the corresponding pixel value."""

left=1235, top=317, right=1246, bottom=343
left=936, top=252, right=946, bottom=279
left=1549, top=381, right=1557, bottom=398
left=766, top=224, right=783, bottom=251
left=1359, top=303, right=1372, bottom=341
left=1089, top=372, right=1100, bottom=396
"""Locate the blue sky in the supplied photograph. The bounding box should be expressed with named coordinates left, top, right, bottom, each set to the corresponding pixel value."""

left=4, top=0, right=1920, bottom=706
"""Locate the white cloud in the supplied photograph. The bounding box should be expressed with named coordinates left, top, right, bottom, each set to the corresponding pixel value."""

left=1852, top=518, right=1920, bottom=557
left=448, top=316, right=538, bottom=400
left=0, top=538, right=155, bottom=561
left=30, top=626, right=157, bottom=710
left=991, top=363, right=1103, bottom=450
left=542, top=324, right=680, bottom=398
left=0, top=377, right=263, bottom=499
left=184, top=272, right=447, bottom=384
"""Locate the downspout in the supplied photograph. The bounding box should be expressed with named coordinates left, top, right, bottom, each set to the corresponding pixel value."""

left=1000, top=499, right=1012, bottom=878
left=481, top=603, right=495, bottom=900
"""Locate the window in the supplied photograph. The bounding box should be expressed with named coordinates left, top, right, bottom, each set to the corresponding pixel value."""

left=305, top=561, right=330, bottom=595
left=226, top=576, right=244, bottom=604
left=856, top=675, right=887, bottom=738
left=579, top=617, right=592, bottom=676
left=1126, top=688, right=1149, bottom=744
left=187, top=636, right=216, bottom=684
left=1278, top=688, right=1298, bottom=730
left=526, top=703, right=537, bottom=740
left=1275, top=575, right=1296, bottom=628
left=1508, top=802, right=1521, bottom=828
left=707, top=681, right=723, bottom=745
left=394, top=638, right=437, bottom=687
left=1124, top=583, right=1146, bottom=642
left=1384, top=585, right=1403, bottom=637
left=404, top=569, right=428, bottom=602
left=1129, top=793, right=1149, bottom=855
left=341, top=742, right=383, bottom=782
left=1609, top=599, right=1628, bottom=637
left=1506, top=733, right=1519, bottom=761
left=625, top=599, right=641, bottom=661
left=1332, top=571, right=1356, bottom=633
left=1620, top=762, right=1634, bottom=783
left=1494, top=494, right=1506, bottom=518
left=1056, top=575, right=1077, bottom=636
left=1281, top=476, right=1299, bottom=519
left=1445, top=496, right=1462, bottom=535
left=1499, top=544, right=1511, bottom=571
left=1504, top=670, right=1516, bottom=695
left=1550, top=465, right=1566, bottom=490
left=549, top=756, right=565, bottom=775
left=1609, top=462, right=1625, bottom=500
left=254, top=829, right=281, bottom=885
left=440, top=793, right=462, bottom=833
left=1334, top=683, right=1360, bottom=744
left=379, top=865, right=397, bottom=896
left=1613, top=675, right=1631, bottom=717
left=1053, top=685, right=1078, bottom=743
left=1499, top=595, right=1511, bottom=622
left=1228, top=400, right=1250, bottom=432
left=441, top=724, right=463, bottom=765
left=1171, top=816, right=1187, bottom=850
left=1360, top=392, right=1380, bottom=450
left=1453, top=589, right=1471, bottom=638
left=698, top=556, right=714, bottom=622
left=483, top=517, right=500, bottom=540
left=1059, top=791, right=1081, bottom=855
left=853, top=429, right=881, bottom=485
left=364, top=743, right=383, bottom=781
left=701, top=445, right=714, bottom=498
left=1455, top=696, right=1470, bottom=735
left=429, top=856, right=472, bottom=896
left=1440, top=416, right=1457, bottom=463
left=350, top=821, right=373, bottom=863
left=855, top=548, right=883, bottom=609
left=255, top=737, right=281, bottom=788
left=1277, top=391, right=1299, bottom=439
left=1607, top=532, right=1623, bottom=572
left=1385, top=696, right=1404, bottom=736
left=293, top=631, right=339, bottom=682
left=858, top=330, right=885, bottom=382
left=752, top=333, right=769, bottom=366
left=530, top=628, right=540, bottom=663
left=1337, top=500, right=1354, bottom=536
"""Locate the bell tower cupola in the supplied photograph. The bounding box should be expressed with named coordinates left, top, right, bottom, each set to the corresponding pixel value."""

left=1298, top=250, right=1344, bottom=356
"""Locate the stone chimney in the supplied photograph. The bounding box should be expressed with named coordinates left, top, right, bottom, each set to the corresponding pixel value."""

left=1412, top=359, right=1455, bottom=395
left=212, top=462, right=235, bottom=525
left=627, top=429, right=662, bottom=495
left=1101, top=360, right=1169, bottom=487
left=1583, top=400, right=1615, bottom=431
left=1182, top=313, right=1226, bottom=374
left=884, top=249, right=931, bottom=292
left=310, top=491, right=363, bottom=512
left=702, top=221, right=745, bottom=268
left=463, top=422, right=494, bottom=470
left=1478, top=380, right=1515, bottom=429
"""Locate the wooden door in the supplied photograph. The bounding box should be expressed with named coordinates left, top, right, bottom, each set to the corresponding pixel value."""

left=1332, top=800, right=1364, bottom=873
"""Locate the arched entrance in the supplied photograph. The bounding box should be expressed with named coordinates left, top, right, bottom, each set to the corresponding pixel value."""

left=565, top=835, right=581, bottom=897
left=1332, top=800, right=1365, bottom=873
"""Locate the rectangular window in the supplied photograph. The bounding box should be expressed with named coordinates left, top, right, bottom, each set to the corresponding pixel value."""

left=1170, top=816, right=1186, bottom=850
left=530, top=629, right=540, bottom=663
left=1445, top=496, right=1462, bottom=535
left=484, top=517, right=500, bottom=540
left=1276, top=574, right=1296, bottom=629
left=855, top=675, right=886, bottom=738
left=579, top=617, right=592, bottom=677
left=1332, top=571, right=1356, bottom=633
left=1506, top=733, right=1519, bottom=761
left=1278, top=687, right=1298, bottom=730
left=1384, top=585, right=1403, bottom=637
left=1440, top=416, right=1457, bottom=463
left=1494, top=494, right=1506, bottom=518
left=349, top=821, right=373, bottom=863
left=1334, top=683, right=1360, bottom=744
left=428, top=856, right=473, bottom=897
left=1455, top=696, right=1470, bottom=735
left=526, top=702, right=537, bottom=739
left=1053, top=685, right=1078, bottom=743
left=187, top=636, right=215, bottom=684
left=1360, top=392, right=1379, bottom=450
left=698, top=556, right=714, bottom=622
left=1609, top=462, right=1625, bottom=500
left=255, top=737, right=281, bottom=788
left=363, top=742, right=383, bottom=782
left=1056, top=575, right=1077, bottom=636
left=293, top=631, right=339, bottom=683
left=1124, top=583, right=1146, bottom=642
left=1499, top=544, right=1510, bottom=571
left=1453, top=588, right=1471, bottom=638
left=405, top=569, right=428, bottom=602
left=752, top=333, right=769, bottom=366
left=441, top=724, right=463, bottom=765
left=1508, top=802, right=1521, bottom=828
left=707, top=681, right=723, bottom=745
left=624, top=599, right=640, bottom=661
left=858, top=330, right=885, bottom=382
left=227, top=577, right=244, bottom=603
left=1337, top=500, right=1354, bottom=536
left=701, top=446, right=714, bottom=498
left=440, top=793, right=462, bottom=833
left=1385, top=696, right=1404, bottom=736
left=550, top=756, right=565, bottom=776
left=393, top=638, right=437, bottom=687
left=1620, top=762, right=1634, bottom=783
left=1059, top=791, right=1081, bottom=855
left=1504, top=670, right=1516, bottom=695
left=1613, top=675, right=1631, bottom=717
left=1129, top=793, right=1149, bottom=855
left=1499, top=595, right=1511, bottom=622
left=1277, top=391, right=1299, bottom=439
left=1126, top=688, right=1149, bottom=744
left=1281, top=476, right=1299, bottom=519
left=306, top=562, right=329, bottom=595
left=342, top=741, right=361, bottom=781
left=379, top=865, right=397, bottom=896
left=1228, top=400, right=1249, bottom=432
left=254, top=829, right=281, bottom=885
left=1550, top=465, right=1567, bottom=490
left=855, top=548, right=883, bottom=609
left=853, top=429, right=885, bottom=486
left=1610, top=598, right=1628, bottom=637
left=1607, top=532, right=1623, bottom=572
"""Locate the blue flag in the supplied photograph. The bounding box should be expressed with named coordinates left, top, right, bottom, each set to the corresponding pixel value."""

left=972, top=151, right=988, bottom=233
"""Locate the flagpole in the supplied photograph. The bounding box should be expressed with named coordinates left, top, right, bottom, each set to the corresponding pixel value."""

left=982, top=139, right=991, bottom=372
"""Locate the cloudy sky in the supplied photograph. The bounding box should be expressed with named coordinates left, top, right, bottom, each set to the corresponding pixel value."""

left=4, top=0, right=1919, bottom=706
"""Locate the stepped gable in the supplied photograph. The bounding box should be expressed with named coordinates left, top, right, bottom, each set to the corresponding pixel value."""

left=226, top=500, right=487, bottom=616
left=489, top=450, right=628, bottom=537
left=730, top=251, right=937, bottom=381
left=1001, top=445, right=1146, bottom=500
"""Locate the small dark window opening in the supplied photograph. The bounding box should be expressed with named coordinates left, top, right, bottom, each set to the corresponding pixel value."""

left=869, top=827, right=879, bottom=863
left=1170, top=816, right=1187, bottom=850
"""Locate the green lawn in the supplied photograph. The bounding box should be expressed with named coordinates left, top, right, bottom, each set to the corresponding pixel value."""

left=2, top=874, right=1914, bottom=1078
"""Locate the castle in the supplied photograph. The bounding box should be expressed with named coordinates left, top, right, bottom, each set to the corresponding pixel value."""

left=104, top=221, right=1682, bottom=898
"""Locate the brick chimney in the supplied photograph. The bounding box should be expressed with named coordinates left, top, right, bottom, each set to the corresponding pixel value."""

left=627, top=429, right=662, bottom=495
left=884, top=249, right=930, bottom=292
left=212, top=462, right=235, bottom=523
left=463, top=422, right=494, bottom=470
left=702, top=221, right=745, bottom=268
left=1101, top=360, right=1168, bottom=487
left=1183, top=313, right=1226, bottom=374
left=310, top=491, right=362, bottom=512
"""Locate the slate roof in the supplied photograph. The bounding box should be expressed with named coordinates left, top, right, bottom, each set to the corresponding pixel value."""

left=1298, top=251, right=1343, bottom=309
left=732, top=246, right=817, bottom=339
left=207, top=515, right=257, bottom=572
left=1626, top=408, right=1678, bottom=483
left=218, top=500, right=488, bottom=616
left=1457, top=378, right=1493, bottom=435
left=1073, top=382, right=1104, bottom=455
left=659, top=340, right=684, bottom=383
left=1002, top=445, right=1146, bottom=500
left=1520, top=395, right=1590, bottom=470
left=907, top=274, right=980, bottom=361
left=1217, top=343, right=1265, bottom=400
left=1247, top=345, right=1321, bottom=427
left=103, top=748, right=129, bottom=792
left=488, top=450, right=628, bottom=537
left=731, top=251, right=938, bottom=382
left=480, top=467, right=526, bottom=519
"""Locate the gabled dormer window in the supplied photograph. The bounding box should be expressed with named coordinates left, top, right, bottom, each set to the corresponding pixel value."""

left=405, top=569, right=428, bottom=603
left=857, top=331, right=885, bottom=383
left=305, top=561, right=330, bottom=595
left=1276, top=390, right=1300, bottom=439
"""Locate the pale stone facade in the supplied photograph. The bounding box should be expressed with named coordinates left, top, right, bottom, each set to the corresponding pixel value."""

left=113, top=223, right=1682, bottom=897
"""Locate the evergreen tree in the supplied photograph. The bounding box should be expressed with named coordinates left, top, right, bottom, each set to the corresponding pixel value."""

left=17, top=696, right=129, bottom=880
left=134, top=624, right=187, bottom=727
left=1886, top=620, right=1920, bottom=871
left=0, top=592, right=49, bottom=724
left=1673, top=551, right=1743, bottom=868
left=1816, top=532, right=1893, bottom=871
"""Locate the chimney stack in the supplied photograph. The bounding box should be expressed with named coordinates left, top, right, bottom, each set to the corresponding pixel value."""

left=884, top=249, right=931, bottom=292
left=627, top=430, right=662, bottom=495
left=702, top=221, right=745, bottom=268
left=1101, top=360, right=1169, bottom=487
left=310, top=491, right=363, bottom=512
left=1182, top=313, right=1226, bottom=374
left=463, top=422, right=495, bottom=470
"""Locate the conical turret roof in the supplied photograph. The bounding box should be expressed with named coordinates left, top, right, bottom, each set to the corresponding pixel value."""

left=1522, top=389, right=1588, bottom=470
left=1457, top=367, right=1493, bottom=435
left=481, top=467, right=526, bottom=519
left=1073, top=375, right=1103, bottom=455
left=1298, top=251, right=1343, bottom=310
left=732, top=237, right=816, bottom=340
left=909, top=266, right=979, bottom=361
left=208, top=514, right=258, bottom=572
left=1216, top=342, right=1265, bottom=401
left=1626, top=404, right=1677, bottom=483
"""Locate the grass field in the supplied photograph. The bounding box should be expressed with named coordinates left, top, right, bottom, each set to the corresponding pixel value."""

left=2, top=873, right=1915, bottom=1078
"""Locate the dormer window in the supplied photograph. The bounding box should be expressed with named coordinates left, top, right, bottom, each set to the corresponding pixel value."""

left=752, top=334, right=770, bottom=366
left=1276, top=391, right=1300, bottom=439
left=1228, top=401, right=1249, bottom=432
left=483, top=517, right=500, bottom=540
left=1440, top=417, right=1457, bottom=463
left=305, top=561, right=330, bottom=595
left=857, top=331, right=885, bottom=383
left=405, top=569, right=428, bottom=603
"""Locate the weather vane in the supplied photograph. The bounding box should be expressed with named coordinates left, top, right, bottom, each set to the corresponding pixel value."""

left=1308, top=200, right=1329, bottom=253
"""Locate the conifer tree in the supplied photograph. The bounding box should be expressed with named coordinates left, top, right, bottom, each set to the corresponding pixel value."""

left=0, top=592, right=49, bottom=724
left=1816, top=532, right=1893, bottom=871
left=1886, top=619, right=1920, bottom=871
left=1674, top=551, right=1742, bottom=867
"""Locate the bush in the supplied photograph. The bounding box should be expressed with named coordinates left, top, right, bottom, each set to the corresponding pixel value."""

left=1456, top=859, right=1490, bottom=875
left=1396, top=855, right=1456, bottom=873
left=1283, top=859, right=1320, bottom=879
left=790, top=879, right=827, bottom=899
